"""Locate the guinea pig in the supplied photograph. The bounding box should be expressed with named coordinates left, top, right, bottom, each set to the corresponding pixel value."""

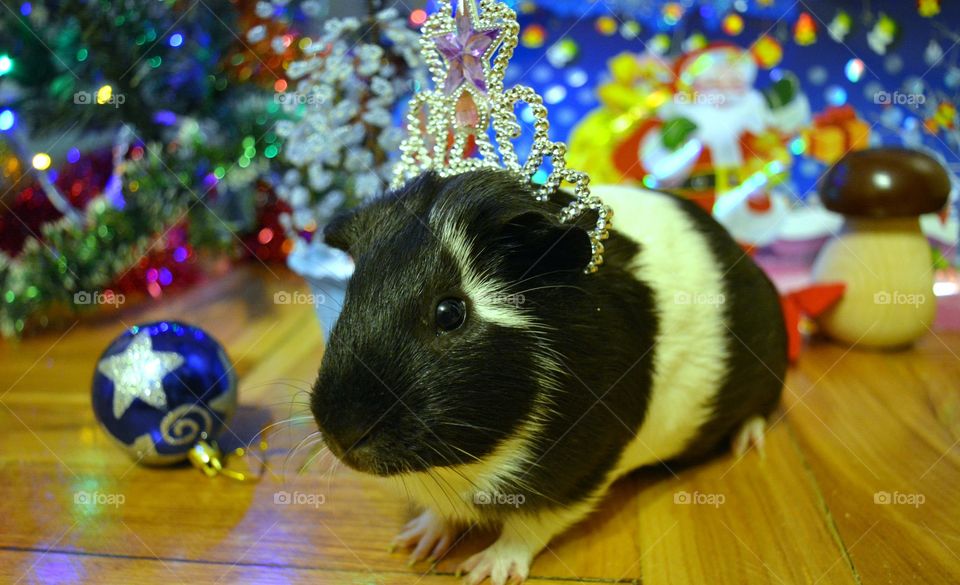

left=310, top=169, right=786, bottom=585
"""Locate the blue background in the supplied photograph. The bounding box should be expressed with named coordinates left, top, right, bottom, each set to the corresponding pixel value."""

left=429, top=0, right=960, bottom=198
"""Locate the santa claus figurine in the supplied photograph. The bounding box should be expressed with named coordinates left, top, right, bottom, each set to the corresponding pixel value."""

left=611, top=43, right=810, bottom=245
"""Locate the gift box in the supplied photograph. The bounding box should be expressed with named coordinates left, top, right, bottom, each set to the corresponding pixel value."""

left=803, top=105, right=871, bottom=163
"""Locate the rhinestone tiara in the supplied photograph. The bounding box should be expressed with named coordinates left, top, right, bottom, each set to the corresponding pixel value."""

left=391, top=0, right=611, bottom=273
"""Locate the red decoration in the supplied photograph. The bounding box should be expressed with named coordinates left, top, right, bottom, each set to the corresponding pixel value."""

left=240, top=181, right=292, bottom=263
left=0, top=150, right=113, bottom=256
left=780, top=283, right=847, bottom=362
left=224, top=0, right=305, bottom=88
left=110, top=224, right=205, bottom=299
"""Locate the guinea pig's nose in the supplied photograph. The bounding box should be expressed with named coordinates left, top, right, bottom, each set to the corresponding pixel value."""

left=338, top=431, right=384, bottom=473
left=342, top=431, right=371, bottom=453
left=327, top=426, right=372, bottom=458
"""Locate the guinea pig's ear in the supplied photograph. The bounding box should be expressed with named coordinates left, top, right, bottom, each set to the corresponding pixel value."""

left=323, top=209, right=360, bottom=253
left=498, top=211, right=592, bottom=276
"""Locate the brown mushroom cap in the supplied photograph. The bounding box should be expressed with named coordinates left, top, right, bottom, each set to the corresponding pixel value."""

left=818, top=148, right=952, bottom=218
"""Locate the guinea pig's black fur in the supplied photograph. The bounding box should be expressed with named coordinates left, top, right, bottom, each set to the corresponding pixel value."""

left=311, top=168, right=786, bottom=516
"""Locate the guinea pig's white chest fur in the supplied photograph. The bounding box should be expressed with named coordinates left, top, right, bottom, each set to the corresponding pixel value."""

left=594, top=185, right=730, bottom=477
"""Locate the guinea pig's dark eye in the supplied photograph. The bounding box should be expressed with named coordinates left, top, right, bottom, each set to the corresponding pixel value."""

left=436, top=298, right=467, bottom=332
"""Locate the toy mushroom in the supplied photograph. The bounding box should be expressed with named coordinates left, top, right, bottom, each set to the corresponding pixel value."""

left=811, top=147, right=951, bottom=349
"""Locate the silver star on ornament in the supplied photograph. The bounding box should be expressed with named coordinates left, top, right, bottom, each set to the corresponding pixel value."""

left=97, top=331, right=185, bottom=419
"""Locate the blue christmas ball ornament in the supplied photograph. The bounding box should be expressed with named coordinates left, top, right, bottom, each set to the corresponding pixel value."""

left=92, top=321, right=237, bottom=465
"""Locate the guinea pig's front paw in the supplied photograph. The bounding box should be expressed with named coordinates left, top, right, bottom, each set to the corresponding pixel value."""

left=390, top=508, right=459, bottom=565
left=457, top=541, right=532, bottom=585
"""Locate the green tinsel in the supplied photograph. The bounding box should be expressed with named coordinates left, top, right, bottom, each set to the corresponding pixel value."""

left=0, top=0, right=303, bottom=337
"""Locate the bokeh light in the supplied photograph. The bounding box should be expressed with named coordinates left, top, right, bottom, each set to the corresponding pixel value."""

left=544, top=84, right=567, bottom=104
left=0, top=109, right=14, bottom=132
left=96, top=85, right=113, bottom=104
left=32, top=153, right=52, bottom=170
left=722, top=13, right=744, bottom=36
left=595, top=16, right=617, bottom=36
left=521, top=23, right=546, bottom=48
left=409, top=9, right=427, bottom=26
left=825, top=85, right=848, bottom=106
left=845, top=58, right=865, bottom=83
left=662, top=3, right=684, bottom=26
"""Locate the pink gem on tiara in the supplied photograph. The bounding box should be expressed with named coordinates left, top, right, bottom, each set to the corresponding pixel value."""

left=435, top=4, right=500, bottom=95
left=455, top=91, right=481, bottom=127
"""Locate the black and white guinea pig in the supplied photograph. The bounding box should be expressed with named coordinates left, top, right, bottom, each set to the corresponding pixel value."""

left=310, top=169, right=786, bottom=585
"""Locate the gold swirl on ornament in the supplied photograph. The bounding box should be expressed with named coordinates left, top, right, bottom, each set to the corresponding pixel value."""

left=160, top=404, right=214, bottom=446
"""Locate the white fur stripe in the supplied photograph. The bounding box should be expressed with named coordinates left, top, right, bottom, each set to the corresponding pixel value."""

left=438, top=221, right=533, bottom=329
left=392, top=218, right=559, bottom=521
left=590, top=185, right=729, bottom=475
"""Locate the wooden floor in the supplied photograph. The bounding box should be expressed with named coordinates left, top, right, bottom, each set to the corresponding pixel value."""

left=1, top=265, right=958, bottom=585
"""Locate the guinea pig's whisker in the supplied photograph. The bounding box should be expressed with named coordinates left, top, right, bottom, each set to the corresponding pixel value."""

left=283, top=430, right=325, bottom=479
left=395, top=475, right=412, bottom=502
left=409, top=453, right=449, bottom=511
left=284, top=390, right=313, bottom=419
left=445, top=464, right=484, bottom=495
left=288, top=430, right=324, bottom=460
left=297, top=443, right=330, bottom=475
left=263, top=377, right=314, bottom=388
left=432, top=471, right=462, bottom=512
left=240, top=379, right=314, bottom=396
left=508, top=268, right=578, bottom=289
left=423, top=465, right=459, bottom=512
left=436, top=421, right=502, bottom=435
left=245, top=416, right=315, bottom=452
left=512, top=284, right=589, bottom=296
left=421, top=443, right=484, bottom=497
left=444, top=443, right=484, bottom=465
left=324, top=456, right=343, bottom=493
left=258, top=401, right=312, bottom=409
left=284, top=438, right=325, bottom=481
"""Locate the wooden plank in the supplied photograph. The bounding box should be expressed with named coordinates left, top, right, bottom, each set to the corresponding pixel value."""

left=634, top=412, right=860, bottom=585
left=784, top=333, right=960, bottom=584
left=0, top=550, right=586, bottom=585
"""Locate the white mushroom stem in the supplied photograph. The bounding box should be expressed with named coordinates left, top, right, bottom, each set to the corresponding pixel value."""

left=811, top=217, right=936, bottom=348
